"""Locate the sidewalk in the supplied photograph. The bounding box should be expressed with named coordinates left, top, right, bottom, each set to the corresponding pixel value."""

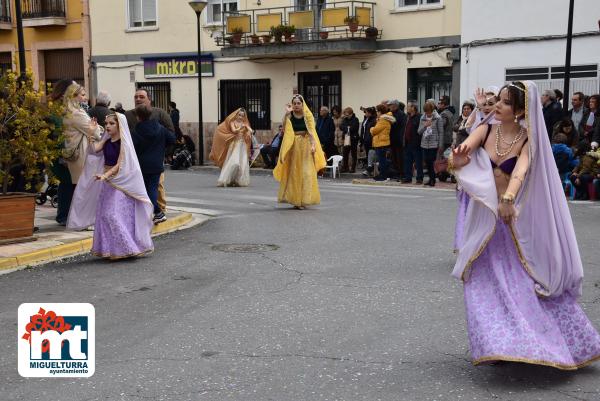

left=0, top=205, right=209, bottom=273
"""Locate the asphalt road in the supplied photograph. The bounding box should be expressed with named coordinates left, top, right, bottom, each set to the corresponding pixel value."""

left=1, top=169, right=600, bottom=401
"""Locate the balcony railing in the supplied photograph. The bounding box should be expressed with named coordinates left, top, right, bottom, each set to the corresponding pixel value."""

left=215, top=1, right=379, bottom=48
left=21, top=0, right=66, bottom=19
left=0, top=0, right=11, bottom=23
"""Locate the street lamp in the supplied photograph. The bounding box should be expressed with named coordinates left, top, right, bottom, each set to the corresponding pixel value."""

left=562, top=0, right=574, bottom=113
left=14, top=0, right=26, bottom=77
left=189, top=0, right=208, bottom=165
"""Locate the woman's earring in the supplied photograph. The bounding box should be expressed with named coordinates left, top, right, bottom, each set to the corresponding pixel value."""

left=514, top=116, right=518, bottom=123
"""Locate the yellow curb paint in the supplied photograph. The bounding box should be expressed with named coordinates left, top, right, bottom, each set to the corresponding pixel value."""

left=152, top=213, right=192, bottom=235
left=51, top=242, right=85, bottom=258
left=16, top=249, right=53, bottom=266
left=0, top=257, right=18, bottom=270
left=81, top=238, right=93, bottom=251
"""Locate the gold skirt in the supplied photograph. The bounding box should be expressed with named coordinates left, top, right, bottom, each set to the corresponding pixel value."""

left=277, top=134, right=320, bottom=207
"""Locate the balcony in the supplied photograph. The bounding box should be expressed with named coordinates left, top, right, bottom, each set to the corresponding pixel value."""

left=21, top=0, right=66, bottom=27
left=0, top=0, right=11, bottom=29
left=215, top=1, right=380, bottom=59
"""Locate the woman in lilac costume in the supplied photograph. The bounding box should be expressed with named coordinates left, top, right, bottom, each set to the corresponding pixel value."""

left=67, top=113, right=154, bottom=259
left=453, top=88, right=499, bottom=251
left=450, top=81, right=600, bottom=369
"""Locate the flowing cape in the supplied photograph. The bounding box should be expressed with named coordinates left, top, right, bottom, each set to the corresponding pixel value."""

left=209, top=108, right=252, bottom=168
left=273, top=99, right=327, bottom=182
left=67, top=113, right=154, bottom=241
left=453, top=81, right=584, bottom=298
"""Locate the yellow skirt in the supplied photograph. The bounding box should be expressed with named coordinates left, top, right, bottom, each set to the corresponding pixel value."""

left=277, top=134, right=320, bottom=206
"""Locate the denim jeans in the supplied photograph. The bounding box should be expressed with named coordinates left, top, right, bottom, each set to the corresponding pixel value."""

left=374, top=147, right=390, bottom=179
left=143, top=173, right=162, bottom=214
left=403, top=145, right=423, bottom=181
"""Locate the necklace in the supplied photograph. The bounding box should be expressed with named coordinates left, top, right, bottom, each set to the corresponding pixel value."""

left=495, top=124, right=525, bottom=157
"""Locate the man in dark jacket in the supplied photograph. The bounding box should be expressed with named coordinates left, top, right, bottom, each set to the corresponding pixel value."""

left=402, top=102, right=423, bottom=183
left=542, top=89, right=565, bottom=141
left=339, top=108, right=360, bottom=172
left=359, top=107, right=377, bottom=177
left=132, top=105, right=176, bottom=224
left=125, top=88, right=175, bottom=215
left=316, top=106, right=337, bottom=159
left=88, top=90, right=112, bottom=128
left=386, top=99, right=407, bottom=178
left=568, top=92, right=587, bottom=134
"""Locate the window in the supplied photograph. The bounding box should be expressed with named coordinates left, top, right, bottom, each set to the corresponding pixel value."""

left=207, top=0, right=238, bottom=24
left=0, top=52, right=12, bottom=76
left=44, top=49, right=85, bottom=88
left=136, top=81, right=171, bottom=111
left=219, top=79, right=270, bottom=129
left=0, top=0, right=10, bottom=23
left=128, top=0, right=157, bottom=29
left=396, top=0, right=441, bottom=8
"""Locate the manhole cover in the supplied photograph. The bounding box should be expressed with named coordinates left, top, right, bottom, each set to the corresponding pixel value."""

left=211, top=243, right=279, bottom=253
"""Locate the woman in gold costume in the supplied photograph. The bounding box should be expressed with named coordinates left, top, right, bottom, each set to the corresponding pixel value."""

left=274, top=95, right=326, bottom=209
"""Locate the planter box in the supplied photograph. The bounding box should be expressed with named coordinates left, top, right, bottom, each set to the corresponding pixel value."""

left=0, top=193, right=36, bottom=241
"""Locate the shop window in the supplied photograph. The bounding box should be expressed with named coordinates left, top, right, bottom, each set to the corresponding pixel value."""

left=219, top=79, right=270, bottom=130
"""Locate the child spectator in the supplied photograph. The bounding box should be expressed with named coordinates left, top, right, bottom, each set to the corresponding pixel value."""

left=552, top=133, right=577, bottom=176
left=570, top=142, right=599, bottom=200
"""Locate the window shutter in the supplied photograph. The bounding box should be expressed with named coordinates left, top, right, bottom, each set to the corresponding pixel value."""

left=129, top=0, right=141, bottom=26
left=142, top=0, right=157, bottom=25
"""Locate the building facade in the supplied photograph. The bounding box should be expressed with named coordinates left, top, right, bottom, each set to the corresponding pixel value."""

left=91, top=0, right=461, bottom=163
left=460, top=0, right=600, bottom=103
left=0, top=0, right=91, bottom=91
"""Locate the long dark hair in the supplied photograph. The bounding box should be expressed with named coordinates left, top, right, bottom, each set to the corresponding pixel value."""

left=497, top=81, right=526, bottom=120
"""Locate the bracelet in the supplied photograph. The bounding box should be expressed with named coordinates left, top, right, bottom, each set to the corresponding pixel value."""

left=500, top=192, right=515, bottom=204
left=511, top=174, right=524, bottom=183
left=447, top=154, right=455, bottom=173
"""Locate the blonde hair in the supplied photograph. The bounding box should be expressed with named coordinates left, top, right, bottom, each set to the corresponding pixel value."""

left=343, top=107, right=354, bottom=115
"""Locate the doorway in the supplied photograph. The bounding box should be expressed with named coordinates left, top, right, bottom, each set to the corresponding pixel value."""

left=298, top=71, right=342, bottom=117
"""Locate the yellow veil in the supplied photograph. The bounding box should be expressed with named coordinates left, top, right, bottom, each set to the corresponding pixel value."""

left=273, top=95, right=326, bottom=181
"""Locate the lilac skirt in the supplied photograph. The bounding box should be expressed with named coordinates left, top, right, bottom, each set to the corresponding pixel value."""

left=464, top=220, right=600, bottom=370
left=91, top=183, right=153, bottom=259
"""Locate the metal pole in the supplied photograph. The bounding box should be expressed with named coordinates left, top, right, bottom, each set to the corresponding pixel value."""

left=562, top=0, right=574, bottom=114
left=196, top=12, right=204, bottom=165
left=14, top=0, right=26, bottom=77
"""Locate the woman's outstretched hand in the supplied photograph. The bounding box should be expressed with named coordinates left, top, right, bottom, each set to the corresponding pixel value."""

left=451, top=144, right=471, bottom=169
left=285, top=103, right=293, bottom=114
left=474, top=88, right=486, bottom=108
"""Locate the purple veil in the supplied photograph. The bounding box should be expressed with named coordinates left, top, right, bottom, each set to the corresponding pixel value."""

left=67, top=113, right=154, bottom=241
left=452, top=81, right=584, bottom=298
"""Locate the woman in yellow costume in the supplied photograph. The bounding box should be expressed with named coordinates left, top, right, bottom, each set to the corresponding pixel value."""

left=209, top=108, right=253, bottom=187
left=274, top=95, right=326, bottom=209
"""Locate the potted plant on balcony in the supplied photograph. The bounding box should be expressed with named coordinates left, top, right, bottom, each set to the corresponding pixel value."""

left=0, top=70, right=63, bottom=242
left=231, top=27, right=244, bottom=45
left=365, top=26, right=378, bottom=39
left=344, top=15, right=359, bottom=33
left=282, top=25, right=296, bottom=42
left=319, top=30, right=329, bottom=40
left=270, top=25, right=284, bottom=43
left=250, top=34, right=260, bottom=45
left=261, top=34, right=272, bottom=44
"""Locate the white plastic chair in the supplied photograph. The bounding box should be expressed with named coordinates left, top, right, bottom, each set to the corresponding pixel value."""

left=325, top=155, right=343, bottom=178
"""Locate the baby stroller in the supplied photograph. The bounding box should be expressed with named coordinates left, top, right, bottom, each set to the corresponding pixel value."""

left=36, top=181, right=58, bottom=208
